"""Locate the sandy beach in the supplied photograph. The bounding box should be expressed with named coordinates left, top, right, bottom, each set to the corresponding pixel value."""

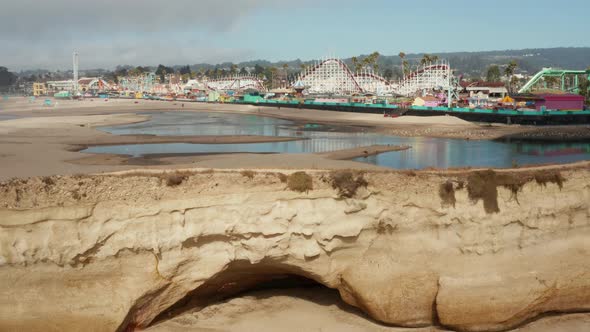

left=2, top=96, right=589, bottom=180
left=1, top=96, right=590, bottom=332
left=0, top=97, right=465, bottom=179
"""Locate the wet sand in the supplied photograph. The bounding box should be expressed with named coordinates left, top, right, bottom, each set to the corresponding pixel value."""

left=1, top=96, right=589, bottom=180
left=68, top=135, right=306, bottom=151
left=70, top=145, right=411, bottom=169
left=3, top=97, right=590, bottom=140
left=0, top=98, right=400, bottom=179
left=318, top=144, right=411, bottom=160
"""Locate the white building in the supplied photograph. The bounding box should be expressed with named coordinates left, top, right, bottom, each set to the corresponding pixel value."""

left=46, top=80, right=74, bottom=93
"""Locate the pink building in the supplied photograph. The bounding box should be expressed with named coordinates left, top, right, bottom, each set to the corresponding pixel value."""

left=536, top=94, right=585, bottom=111
left=413, top=95, right=441, bottom=107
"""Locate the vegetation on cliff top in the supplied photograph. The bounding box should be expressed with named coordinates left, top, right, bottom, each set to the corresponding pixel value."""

left=440, top=169, right=566, bottom=214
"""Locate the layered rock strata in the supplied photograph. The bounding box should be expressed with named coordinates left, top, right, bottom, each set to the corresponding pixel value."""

left=0, top=167, right=588, bottom=331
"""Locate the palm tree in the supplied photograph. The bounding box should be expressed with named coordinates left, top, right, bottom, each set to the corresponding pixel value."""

left=504, top=60, right=518, bottom=93
left=362, top=57, right=371, bottom=71
left=269, top=67, right=278, bottom=89
left=282, top=64, right=289, bottom=87
left=230, top=64, right=238, bottom=76
left=545, top=76, right=559, bottom=88
left=398, top=52, right=406, bottom=76
left=420, top=54, right=438, bottom=66
left=370, top=51, right=380, bottom=73
left=351, top=56, right=363, bottom=73
left=504, top=60, right=518, bottom=79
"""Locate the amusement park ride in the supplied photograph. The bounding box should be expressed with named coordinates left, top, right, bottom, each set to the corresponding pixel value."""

left=293, top=57, right=455, bottom=98
left=72, top=52, right=79, bottom=96
left=71, top=49, right=587, bottom=100
left=205, top=75, right=266, bottom=91
left=119, top=73, right=157, bottom=93
left=150, top=56, right=457, bottom=99
left=518, top=68, right=590, bottom=94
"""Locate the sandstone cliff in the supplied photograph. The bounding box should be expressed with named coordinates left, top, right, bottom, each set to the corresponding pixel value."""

left=0, top=167, right=589, bottom=331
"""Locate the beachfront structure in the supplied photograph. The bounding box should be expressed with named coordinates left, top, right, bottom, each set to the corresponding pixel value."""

left=78, top=78, right=110, bottom=93
left=47, top=80, right=75, bottom=93
left=119, top=73, right=156, bottom=93
left=295, top=58, right=392, bottom=95
left=463, top=81, right=507, bottom=99
left=354, top=70, right=393, bottom=96
left=461, top=81, right=508, bottom=107
left=294, top=57, right=455, bottom=97
left=296, top=58, right=364, bottom=95
left=413, top=95, right=441, bottom=107
left=268, top=87, right=295, bottom=98
left=205, top=75, right=266, bottom=92
left=536, top=94, right=585, bottom=111
left=183, top=80, right=208, bottom=93
left=514, top=93, right=585, bottom=111
left=396, top=60, right=453, bottom=97
left=519, top=68, right=590, bottom=94
left=32, top=82, right=47, bottom=96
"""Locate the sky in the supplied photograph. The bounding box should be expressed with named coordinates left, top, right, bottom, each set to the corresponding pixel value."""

left=1, top=0, right=589, bottom=70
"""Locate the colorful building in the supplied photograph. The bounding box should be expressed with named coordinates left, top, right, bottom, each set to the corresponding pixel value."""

left=32, top=82, right=47, bottom=96
left=413, top=95, right=441, bottom=107
left=78, top=78, right=110, bottom=93
left=47, top=80, right=74, bottom=94
left=514, top=93, right=585, bottom=111
left=536, top=94, right=585, bottom=111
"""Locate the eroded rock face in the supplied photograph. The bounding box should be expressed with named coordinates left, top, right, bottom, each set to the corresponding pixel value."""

left=0, top=168, right=589, bottom=332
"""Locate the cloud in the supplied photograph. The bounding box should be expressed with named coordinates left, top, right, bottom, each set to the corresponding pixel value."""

left=1, top=0, right=280, bottom=39
left=3, top=37, right=257, bottom=70
left=0, top=0, right=288, bottom=69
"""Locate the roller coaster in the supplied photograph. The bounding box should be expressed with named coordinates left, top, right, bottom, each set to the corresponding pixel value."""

left=295, top=58, right=365, bottom=95
left=119, top=73, right=156, bottom=92
left=205, top=75, right=266, bottom=92
left=293, top=57, right=453, bottom=96
left=519, top=68, right=590, bottom=93
left=395, top=61, right=453, bottom=96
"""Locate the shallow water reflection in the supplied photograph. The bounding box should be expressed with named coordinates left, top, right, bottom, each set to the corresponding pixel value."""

left=86, top=112, right=590, bottom=170
left=0, top=114, right=18, bottom=121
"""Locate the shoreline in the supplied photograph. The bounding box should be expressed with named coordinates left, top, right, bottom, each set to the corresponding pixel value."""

left=4, top=97, right=590, bottom=141
left=69, top=144, right=412, bottom=168
left=1, top=97, right=590, bottom=179
left=67, top=135, right=308, bottom=152
left=1, top=100, right=590, bottom=332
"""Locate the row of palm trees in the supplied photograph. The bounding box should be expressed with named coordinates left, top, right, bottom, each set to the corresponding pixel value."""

left=351, top=52, right=381, bottom=73
left=144, top=52, right=448, bottom=86
left=201, top=52, right=444, bottom=83
left=398, top=52, right=440, bottom=77
left=279, top=51, right=441, bottom=83
left=486, top=61, right=520, bottom=93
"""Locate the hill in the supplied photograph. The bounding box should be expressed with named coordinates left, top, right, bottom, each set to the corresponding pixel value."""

left=183, top=47, right=590, bottom=80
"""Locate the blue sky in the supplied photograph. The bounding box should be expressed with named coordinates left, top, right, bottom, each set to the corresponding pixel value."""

left=1, top=0, right=588, bottom=69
